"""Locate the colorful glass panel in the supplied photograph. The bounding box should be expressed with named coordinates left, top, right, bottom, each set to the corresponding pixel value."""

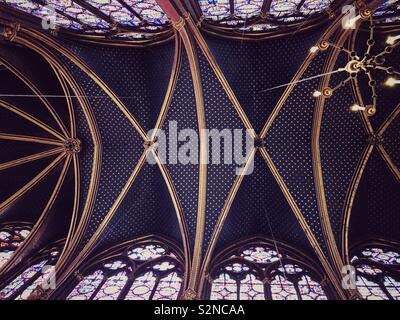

left=128, top=243, right=166, bottom=261
left=104, top=260, right=127, bottom=270
left=153, top=272, right=182, bottom=300
left=356, top=264, right=383, bottom=276
left=241, top=246, right=281, bottom=264
left=270, top=0, right=300, bottom=17
left=300, top=0, right=332, bottom=15
left=85, top=0, right=140, bottom=26
left=384, top=276, right=400, bottom=300
left=0, top=250, right=13, bottom=269
left=0, top=260, right=47, bottom=299
left=210, top=273, right=237, bottom=300
left=198, top=0, right=230, bottom=21
left=43, top=0, right=109, bottom=28
left=239, top=274, right=264, bottom=300
left=353, top=247, right=400, bottom=300
left=356, top=276, right=388, bottom=300
left=124, top=0, right=168, bottom=24
left=271, top=274, right=298, bottom=300
left=1, top=0, right=171, bottom=36
left=66, top=242, right=182, bottom=300
left=225, top=262, right=250, bottom=273
left=234, top=0, right=263, bottom=19
left=125, top=271, right=156, bottom=300
left=2, top=0, right=83, bottom=29
left=298, top=275, right=327, bottom=300
left=278, top=263, right=303, bottom=275
left=361, top=247, right=400, bottom=265
left=15, top=264, right=55, bottom=300
left=0, top=225, right=31, bottom=268
left=66, top=270, right=104, bottom=300
left=239, top=24, right=279, bottom=31
left=93, top=271, right=128, bottom=300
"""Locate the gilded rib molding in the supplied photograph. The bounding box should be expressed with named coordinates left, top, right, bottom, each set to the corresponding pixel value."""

left=0, top=56, right=70, bottom=138
left=0, top=155, right=71, bottom=276
left=259, top=147, right=347, bottom=299
left=152, top=149, right=192, bottom=289
left=260, top=10, right=355, bottom=138
left=0, top=133, right=64, bottom=146
left=377, top=145, right=400, bottom=183
left=198, top=147, right=256, bottom=296
left=0, top=152, right=66, bottom=215
left=151, top=32, right=182, bottom=140
left=0, top=147, right=64, bottom=171
left=20, top=28, right=147, bottom=141
left=177, top=25, right=208, bottom=295
left=59, top=153, right=81, bottom=261
left=0, top=99, right=66, bottom=141
left=12, top=32, right=102, bottom=281
left=377, top=103, right=400, bottom=136
left=312, top=28, right=355, bottom=282
left=184, top=16, right=255, bottom=136
left=52, top=150, right=148, bottom=294
left=342, top=144, right=374, bottom=264
left=48, top=61, right=76, bottom=138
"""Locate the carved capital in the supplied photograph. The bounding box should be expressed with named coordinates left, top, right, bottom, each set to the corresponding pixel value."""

left=2, top=23, right=20, bottom=42
left=27, top=286, right=48, bottom=300
left=181, top=288, right=198, bottom=300
left=172, top=17, right=185, bottom=31
left=74, top=270, right=84, bottom=281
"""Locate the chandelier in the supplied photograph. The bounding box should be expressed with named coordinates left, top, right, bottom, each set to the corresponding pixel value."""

left=310, top=9, right=399, bottom=117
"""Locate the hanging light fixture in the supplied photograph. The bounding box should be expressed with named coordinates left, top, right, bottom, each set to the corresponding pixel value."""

left=311, top=9, right=399, bottom=117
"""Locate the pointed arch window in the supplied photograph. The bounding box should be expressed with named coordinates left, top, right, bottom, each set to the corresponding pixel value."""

left=0, top=242, right=62, bottom=300
left=0, top=223, right=32, bottom=269
left=208, top=242, right=329, bottom=300
left=351, top=244, right=400, bottom=300
left=66, top=241, right=184, bottom=300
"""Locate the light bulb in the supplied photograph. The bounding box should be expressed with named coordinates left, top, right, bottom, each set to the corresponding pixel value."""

left=385, top=77, right=399, bottom=87
left=343, top=15, right=361, bottom=30
left=386, top=35, right=400, bottom=45
left=313, top=90, right=322, bottom=98
left=349, top=104, right=365, bottom=112
left=309, top=46, right=319, bottom=54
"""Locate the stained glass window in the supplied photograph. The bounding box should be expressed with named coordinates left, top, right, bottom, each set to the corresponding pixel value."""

left=209, top=243, right=328, bottom=300
left=197, top=0, right=334, bottom=32
left=198, top=0, right=230, bottom=22
left=66, top=242, right=183, bottom=300
left=210, top=273, right=237, bottom=300
left=271, top=274, right=298, bottom=300
left=0, top=224, right=31, bottom=269
left=0, top=0, right=169, bottom=39
left=0, top=245, right=61, bottom=300
left=124, top=0, right=168, bottom=25
left=374, top=0, right=400, bottom=24
left=351, top=246, right=400, bottom=300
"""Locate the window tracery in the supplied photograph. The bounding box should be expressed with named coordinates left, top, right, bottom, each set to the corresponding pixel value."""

left=0, top=223, right=32, bottom=269
left=0, top=243, right=62, bottom=300
left=66, top=242, right=184, bottom=300
left=351, top=244, right=400, bottom=300
left=208, top=241, right=328, bottom=300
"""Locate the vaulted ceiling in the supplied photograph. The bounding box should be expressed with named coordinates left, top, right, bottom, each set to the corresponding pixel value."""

left=0, top=0, right=399, bottom=299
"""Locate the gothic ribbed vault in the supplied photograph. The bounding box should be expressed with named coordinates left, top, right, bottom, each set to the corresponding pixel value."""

left=0, top=0, right=399, bottom=300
